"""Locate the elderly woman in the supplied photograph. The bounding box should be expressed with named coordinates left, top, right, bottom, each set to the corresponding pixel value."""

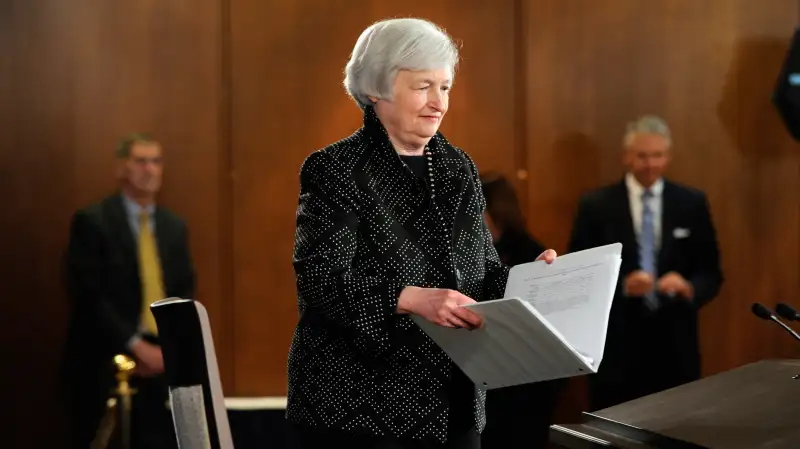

left=287, top=18, right=556, bottom=449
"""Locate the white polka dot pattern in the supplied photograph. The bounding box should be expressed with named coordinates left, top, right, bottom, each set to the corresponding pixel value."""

left=287, top=106, right=509, bottom=444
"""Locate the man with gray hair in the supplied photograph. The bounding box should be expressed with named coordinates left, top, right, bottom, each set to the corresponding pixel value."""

left=568, top=115, right=723, bottom=411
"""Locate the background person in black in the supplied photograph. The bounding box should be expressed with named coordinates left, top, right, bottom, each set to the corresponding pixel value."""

left=478, top=172, right=566, bottom=449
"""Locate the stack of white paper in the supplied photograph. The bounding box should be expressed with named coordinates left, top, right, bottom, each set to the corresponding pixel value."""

left=411, top=243, right=622, bottom=390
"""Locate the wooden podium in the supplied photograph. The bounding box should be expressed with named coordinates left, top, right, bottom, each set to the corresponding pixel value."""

left=549, top=359, right=800, bottom=448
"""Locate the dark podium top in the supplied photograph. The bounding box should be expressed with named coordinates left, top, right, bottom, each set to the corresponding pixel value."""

left=550, top=359, right=800, bottom=449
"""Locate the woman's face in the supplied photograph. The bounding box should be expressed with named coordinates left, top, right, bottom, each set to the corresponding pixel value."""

left=375, top=68, right=451, bottom=150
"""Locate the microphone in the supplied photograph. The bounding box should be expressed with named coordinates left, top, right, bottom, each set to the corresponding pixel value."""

left=776, top=303, right=800, bottom=321
left=751, top=302, right=800, bottom=343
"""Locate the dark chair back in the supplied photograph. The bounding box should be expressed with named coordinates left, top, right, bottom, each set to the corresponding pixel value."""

left=151, top=298, right=234, bottom=449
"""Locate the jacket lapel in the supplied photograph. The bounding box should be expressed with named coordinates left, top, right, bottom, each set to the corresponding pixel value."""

left=355, top=107, right=470, bottom=263
left=356, top=108, right=432, bottom=244
left=352, top=107, right=477, bottom=289
left=154, top=208, right=172, bottom=288
left=613, top=180, right=640, bottom=269
left=106, top=195, right=138, bottom=265
left=658, top=181, right=677, bottom=273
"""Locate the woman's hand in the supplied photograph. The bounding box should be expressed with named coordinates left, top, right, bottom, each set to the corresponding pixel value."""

left=396, top=286, right=483, bottom=329
left=536, top=249, right=558, bottom=264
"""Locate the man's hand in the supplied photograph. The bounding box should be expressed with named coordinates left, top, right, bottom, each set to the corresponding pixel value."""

left=657, top=271, right=693, bottom=300
left=624, top=270, right=655, bottom=297
left=131, top=340, right=164, bottom=377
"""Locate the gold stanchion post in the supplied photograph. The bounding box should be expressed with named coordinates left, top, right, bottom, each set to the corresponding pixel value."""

left=90, top=354, right=138, bottom=449
left=114, top=355, right=137, bottom=449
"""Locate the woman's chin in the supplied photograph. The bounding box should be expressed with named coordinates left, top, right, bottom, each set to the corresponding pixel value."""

left=416, top=125, right=440, bottom=138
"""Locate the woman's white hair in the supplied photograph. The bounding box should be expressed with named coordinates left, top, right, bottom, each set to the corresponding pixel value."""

left=623, top=115, right=672, bottom=148
left=344, top=18, right=459, bottom=109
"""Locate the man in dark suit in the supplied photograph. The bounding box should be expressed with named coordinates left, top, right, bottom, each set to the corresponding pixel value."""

left=568, top=115, right=723, bottom=411
left=62, top=133, right=195, bottom=449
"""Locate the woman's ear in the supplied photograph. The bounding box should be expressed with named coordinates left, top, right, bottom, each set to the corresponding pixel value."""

left=368, top=96, right=378, bottom=103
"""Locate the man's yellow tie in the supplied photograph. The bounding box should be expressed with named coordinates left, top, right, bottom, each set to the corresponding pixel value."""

left=138, top=211, right=165, bottom=335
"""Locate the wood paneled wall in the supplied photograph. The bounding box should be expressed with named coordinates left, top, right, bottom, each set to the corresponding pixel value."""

left=0, top=1, right=228, bottom=447
left=2, top=1, right=798, bottom=447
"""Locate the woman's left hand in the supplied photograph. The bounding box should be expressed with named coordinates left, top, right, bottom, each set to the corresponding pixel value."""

left=536, top=249, right=558, bottom=264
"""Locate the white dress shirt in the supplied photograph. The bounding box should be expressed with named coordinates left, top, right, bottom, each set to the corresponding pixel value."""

left=122, top=193, right=156, bottom=239
left=625, top=173, right=664, bottom=249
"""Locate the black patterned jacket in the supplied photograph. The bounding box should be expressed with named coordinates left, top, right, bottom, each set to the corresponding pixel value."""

left=287, top=106, right=509, bottom=444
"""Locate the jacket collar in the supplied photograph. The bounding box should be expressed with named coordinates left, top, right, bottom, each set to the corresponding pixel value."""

left=361, top=105, right=451, bottom=160
left=360, top=104, right=471, bottom=189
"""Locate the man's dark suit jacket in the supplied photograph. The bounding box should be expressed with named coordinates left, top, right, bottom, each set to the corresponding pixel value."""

left=568, top=178, right=723, bottom=410
left=61, top=194, right=195, bottom=440
left=288, top=106, right=509, bottom=445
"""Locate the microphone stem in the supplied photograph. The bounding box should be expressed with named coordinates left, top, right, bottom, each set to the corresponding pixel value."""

left=771, top=316, right=800, bottom=342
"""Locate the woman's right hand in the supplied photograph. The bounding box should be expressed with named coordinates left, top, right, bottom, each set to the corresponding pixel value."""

left=396, top=286, right=483, bottom=329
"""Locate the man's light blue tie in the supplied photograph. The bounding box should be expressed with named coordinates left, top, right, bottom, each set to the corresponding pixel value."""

left=640, top=189, right=659, bottom=310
